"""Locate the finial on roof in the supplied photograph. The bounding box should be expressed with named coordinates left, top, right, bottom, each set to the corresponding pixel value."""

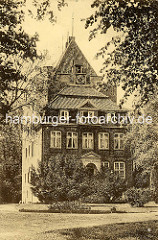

left=72, top=12, right=74, bottom=37
left=65, top=32, right=69, bottom=48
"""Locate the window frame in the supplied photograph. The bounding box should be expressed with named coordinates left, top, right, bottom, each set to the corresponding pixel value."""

left=82, top=132, right=94, bottom=149
left=31, top=142, right=34, bottom=157
left=106, top=112, right=117, bottom=123
left=60, top=110, right=69, bottom=120
left=114, top=161, right=125, bottom=179
left=50, top=131, right=61, bottom=149
left=75, top=64, right=82, bottom=74
left=98, top=132, right=109, bottom=150
left=102, top=161, right=109, bottom=168
left=80, top=110, right=95, bottom=118
left=26, top=148, right=27, bottom=158
left=114, top=133, right=124, bottom=150
left=66, top=132, right=78, bottom=149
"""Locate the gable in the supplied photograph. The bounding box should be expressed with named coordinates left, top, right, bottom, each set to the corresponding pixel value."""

left=78, top=100, right=97, bottom=109
left=56, top=37, right=97, bottom=76
left=81, top=151, right=101, bottom=160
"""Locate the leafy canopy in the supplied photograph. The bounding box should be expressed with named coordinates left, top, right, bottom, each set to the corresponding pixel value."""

left=0, top=0, right=66, bottom=118
left=85, top=0, right=158, bottom=107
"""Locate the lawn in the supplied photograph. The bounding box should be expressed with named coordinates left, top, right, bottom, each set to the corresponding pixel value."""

left=61, top=220, right=158, bottom=240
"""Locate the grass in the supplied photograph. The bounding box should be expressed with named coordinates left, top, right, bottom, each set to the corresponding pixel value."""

left=60, top=220, right=158, bottom=240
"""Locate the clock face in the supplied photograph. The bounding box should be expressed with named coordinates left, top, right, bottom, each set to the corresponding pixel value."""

left=75, top=75, right=86, bottom=84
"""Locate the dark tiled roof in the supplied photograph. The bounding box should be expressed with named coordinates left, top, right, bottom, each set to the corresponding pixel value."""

left=58, top=86, right=108, bottom=98
left=48, top=86, right=127, bottom=112
left=49, top=96, right=126, bottom=112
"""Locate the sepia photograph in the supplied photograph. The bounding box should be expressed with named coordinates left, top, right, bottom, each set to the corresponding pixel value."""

left=0, top=0, right=158, bottom=239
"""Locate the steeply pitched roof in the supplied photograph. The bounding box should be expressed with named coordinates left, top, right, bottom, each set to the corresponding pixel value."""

left=54, top=37, right=98, bottom=76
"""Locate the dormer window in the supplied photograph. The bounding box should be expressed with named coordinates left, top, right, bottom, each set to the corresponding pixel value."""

left=106, top=112, right=117, bottom=123
left=80, top=110, right=95, bottom=117
left=75, top=65, right=82, bottom=74
left=60, top=110, right=69, bottom=120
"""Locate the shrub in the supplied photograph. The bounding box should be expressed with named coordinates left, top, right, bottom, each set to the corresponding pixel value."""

left=48, top=201, right=91, bottom=213
left=31, top=154, right=127, bottom=204
left=83, top=193, right=109, bottom=203
left=124, top=187, right=153, bottom=207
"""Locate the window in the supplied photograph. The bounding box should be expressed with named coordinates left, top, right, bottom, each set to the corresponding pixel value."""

left=106, top=112, right=117, bottom=123
left=75, top=65, right=82, bottom=73
left=80, top=111, right=95, bottom=117
left=29, top=145, right=30, bottom=156
left=114, top=162, right=125, bottom=179
left=102, top=162, right=109, bottom=168
left=98, top=133, right=109, bottom=149
left=50, top=131, right=61, bottom=148
left=28, top=172, right=30, bottom=183
left=28, top=169, right=32, bottom=183
left=82, top=132, right=94, bottom=149
left=106, top=113, right=111, bottom=120
left=67, top=132, right=78, bottom=149
left=31, top=142, right=34, bottom=157
left=114, top=133, right=124, bottom=150
left=60, top=110, right=69, bottom=120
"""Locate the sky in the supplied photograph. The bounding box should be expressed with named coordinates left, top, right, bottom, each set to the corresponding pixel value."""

left=23, top=0, right=133, bottom=108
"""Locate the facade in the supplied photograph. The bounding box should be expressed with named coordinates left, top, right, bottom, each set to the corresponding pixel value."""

left=22, top=37, right=132, bottom=203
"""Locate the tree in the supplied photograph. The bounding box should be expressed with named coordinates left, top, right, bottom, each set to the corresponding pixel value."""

left=125, top=90, right=158, bottom=200
left=0, top=0, right=66, bottom=120
left=0, top=0, right=66, bottom=203
left=84, top=168, right=127, bottom=203
left=0, top=123, right=22, bottom=203
left=1, top=0, right=37, bottom=119
left=85, top=0, right=158, bottom=107
left=31, top=154, right=127, bottom=204
left=30, top=154, right=87, bottom=203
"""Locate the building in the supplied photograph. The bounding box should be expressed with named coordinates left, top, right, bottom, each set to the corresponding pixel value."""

left=22, top=37, right=132, bottom=203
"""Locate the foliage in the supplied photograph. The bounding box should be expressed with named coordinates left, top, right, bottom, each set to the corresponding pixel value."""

left=0, top=0, right=66, bottom=119
left=85, top=0, right=158, bottom=107
left=152, top=162, right=158, bottom=203
left=125, top=93, right=158, bottom=201
left=48, top=200, right=91, bottom=213
left=0, top=0, right=66, bottom=203
left=84, top=169, right=127, bottom=203
left=1, top=0, right=38, bottom=118
left=124, top=187, right=153, bottom=207
left=0, top=124, right=22, bottom=203
left=31, top=155, right=127, bottom=204
left=132, top=165, right=150, bottom=188
left=30, top=154, right=87, bottom=203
